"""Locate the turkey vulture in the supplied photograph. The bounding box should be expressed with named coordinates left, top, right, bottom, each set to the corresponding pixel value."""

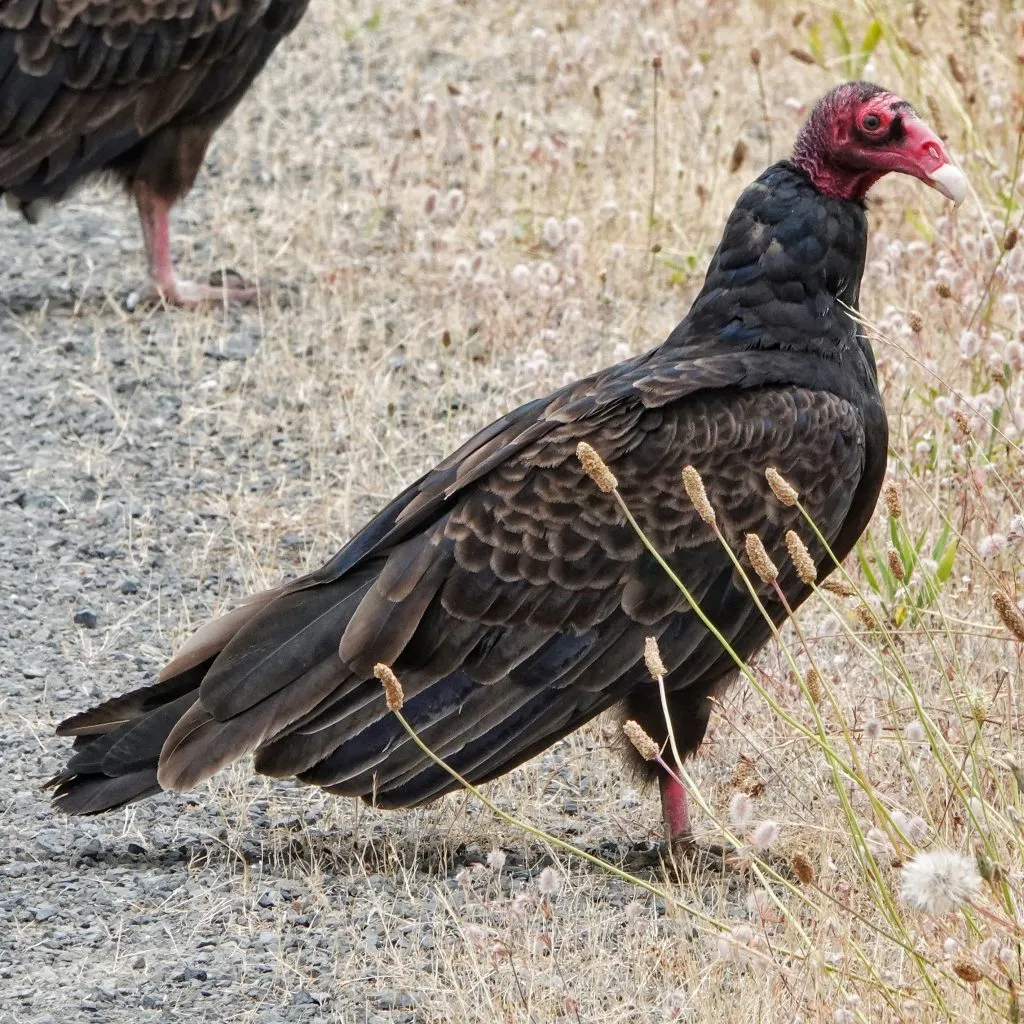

left=0, top=0, right=309, bottom=306
left=47, top=83, right=966, bottom=854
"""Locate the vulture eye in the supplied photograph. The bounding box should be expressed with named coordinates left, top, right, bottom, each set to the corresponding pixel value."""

left=862, top=113, right=882, bottom=131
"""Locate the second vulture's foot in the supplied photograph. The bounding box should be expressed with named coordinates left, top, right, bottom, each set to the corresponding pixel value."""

left=127, top=269, right=260, bottom=311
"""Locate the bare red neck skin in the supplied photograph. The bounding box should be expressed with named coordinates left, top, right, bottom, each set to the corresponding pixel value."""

left=792, top=115, right=881, bottom=202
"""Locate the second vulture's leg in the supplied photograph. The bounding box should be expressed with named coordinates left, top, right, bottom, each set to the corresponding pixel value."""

left=133, top=182, right=258, bottom=307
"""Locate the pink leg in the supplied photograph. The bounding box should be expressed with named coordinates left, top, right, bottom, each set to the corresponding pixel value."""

left=133, top=182, right=258, bottom=308
left=660, top=771, right=690, bottom=843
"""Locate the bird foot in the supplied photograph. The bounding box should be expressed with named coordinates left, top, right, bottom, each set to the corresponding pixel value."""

left=126, top=268, right=261, bottom=310
left=619, top=834, right=741, bottom=878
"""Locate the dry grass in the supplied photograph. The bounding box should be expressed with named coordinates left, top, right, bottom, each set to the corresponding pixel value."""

left=30, top=0, right=1024, bottom=1020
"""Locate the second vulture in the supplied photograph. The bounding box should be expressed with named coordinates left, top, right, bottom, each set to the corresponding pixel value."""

left=48, top=82, right=966, bottom=854
left=0, top=0, right=309, bottom=305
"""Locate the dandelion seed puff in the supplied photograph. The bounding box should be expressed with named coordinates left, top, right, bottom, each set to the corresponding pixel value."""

left=899, top=850, right=981, bottom=914
left=565, top=216, right=585, bottom=241
left=728, top=792, right=753, bottom=831
left=978, top=937, right=1001, bottom=961
left=566, top=242, right=583, bottom=270
left=478, top=228, right=496, bottom=248
left=943, top=937, right=960, bottom=956
left=486, top=848, right=507, bottom=872
left=751, top=820, right=780, bottom=850
left=834, top=1010, right=855, bottom=1024
left=542, top=217, right=564, bottom=249
left=538, top=866, right=561, bottom=895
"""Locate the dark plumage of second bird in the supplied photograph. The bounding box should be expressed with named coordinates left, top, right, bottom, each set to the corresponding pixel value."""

left=47, top=83, right=966, bottom=854
left=0, top=0, right=309, bottom=305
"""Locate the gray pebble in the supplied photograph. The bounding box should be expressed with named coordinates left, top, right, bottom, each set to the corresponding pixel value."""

left=73, top=608, right=97, bottom=628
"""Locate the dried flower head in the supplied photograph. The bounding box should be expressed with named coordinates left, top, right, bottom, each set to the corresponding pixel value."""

left=730, top=754, right=754, bottom=790
left=538, top=866, right=562, bottom=896
left=728, top=791, right=753, bottom=831
left=765, top=467, right=799, bottom=505
left=908, top=310, right=924, bottom=333
left=905, top=720, right=926, bottom=743
left=866, top=827, right=896, bottom=862
left=643, top=635, right=666, bottom=679
left=899, top=850, right=981, bottom=914
left=804, top=667, right=823, bottom=704
left=863, top=718, right=883, bottom=743
left=883, top=481, right=902, bottom=519
left=785, top=530, right=816, bottom=584
left=622, top=719, right=660, bottom=761
left=887, top=547, right=906, bottom=582
left=951, top=408, right=972, bottom=439
left=953, top=955, right=984, bottom=984
left=993, top=591, right=1024, bottom=642
left=790, top=852, right=815, bottom=885
left=1005, top=228, right=1018, bottom=252
left=822, top=578, right=855, bottom=598
left=374, top=663, right=404, bottom=711
left=486, top=848, right=507, bottom=872
left=745, top=533, right=778, bottom=583
left=681, top=466, right=716, bottom=525
left=751, top=819, right=780, bottom=850
left=966, top=689, right=988, bottom=725
left=576, top=441, right=617, bottom=493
